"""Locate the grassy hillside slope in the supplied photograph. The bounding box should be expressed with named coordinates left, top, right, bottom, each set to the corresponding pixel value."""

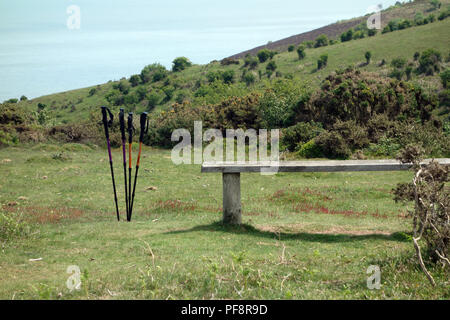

left=229, top=0, right=450, bottom=58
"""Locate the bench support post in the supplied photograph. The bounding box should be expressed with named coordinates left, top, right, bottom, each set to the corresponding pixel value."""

left=222, top=173, right=241, bottom=225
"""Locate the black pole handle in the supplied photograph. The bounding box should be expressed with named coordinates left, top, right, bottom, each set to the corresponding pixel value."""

left=127, top=113, right=134, bottom=143
left=119, top=109, right=126, bottom=141
left=139, top=112, right=149, bottom=143
left=101, top=106, right=114, bottom=139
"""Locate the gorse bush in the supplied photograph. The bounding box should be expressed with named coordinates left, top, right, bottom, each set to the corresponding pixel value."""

left=0, top=211, right=32, bottom=245
left=418, top=49, right=442, bottom=75
left=172, top=57, right=192, bottom=72
left=394, top=146, right=449, bottom=286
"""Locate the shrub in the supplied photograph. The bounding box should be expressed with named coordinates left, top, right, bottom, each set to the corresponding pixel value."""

left=418, top=48, right=442, bottom=75
left=297, top=46, right=306, bottom=60
left=281, top=121, right=324, bottom=151
left=288, top=45, right=295, bottom=52
left=365, top=51, right=372, bottom=64
left=414, top=52, right=420, bottom=61
left=315, top=131, right=351, bottom=159
left=0, top=211, right=32, bottom=244
left=368, top=29, right=377, bottom=37
left=129, top=75, right=141, bottom=87
left=340, top=29, right=353, bottom=42
left=303, top=41, right=314, bottom=48
left=314, top=34, right=329, bottom=48
left=297, top=139, right=323, bottom=158
left=244, top=56, right=259, bottom=69
left=88, top=88, right=97, bottom=96
left=147, top=92, right=162, bottom=110
left=243, top=72, right=256, bottom=86
left=429, top=0, right=441, bottom=11
left=141, top=63, right=169, bottom=82
left=398, top=19, right=412, bottom=30
left=6, top=98, right=18, bottom=104
left=415, top=12, right=425, bottom=25
left=172, top=57, right=192, bottom=72
left=391, top=57, right=407, bottom=69
left=266, top=61, right=277, bottom=72
left=440, top=69, right=450, bottom=88
left=296, top=70, right=438, bottom=128
left=20, top=95, right=28, bottom=101
left=221, top=70, right=235, bottom=84
left=257, top=49, right=272, bottom=63
left=352, top=30, right=365, bottom=40
left=393, top=146, right=449, bottom=286
left=220, top=58, right=239, bottom=66
left=317, top=54, right=328, bottom=70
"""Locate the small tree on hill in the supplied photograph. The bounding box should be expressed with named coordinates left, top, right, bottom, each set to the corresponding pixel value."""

left=314, top=34, right=329, bottom=48
left=365, top=51, right=372, bottom=65
left=418, top=48, right=442, bottom=75
left=317, top=54, right=328, bottom=70
left=257, top=49, right=271, bottom=63
left=297, top=46, right=306, bottom=60
left=288, top=45, right=295, bottom=52
left=430, top=0, right=441, bottom=10
left=266, top=61, right=277, bottom=72
left=172, top=57, right=192, bottom=72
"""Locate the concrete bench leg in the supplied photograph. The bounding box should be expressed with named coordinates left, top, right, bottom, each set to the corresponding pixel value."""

left=222, top=173, right=242, bottom=225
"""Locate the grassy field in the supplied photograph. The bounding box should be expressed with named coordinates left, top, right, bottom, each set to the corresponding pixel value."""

left=0, top=144, right=448, bottom=299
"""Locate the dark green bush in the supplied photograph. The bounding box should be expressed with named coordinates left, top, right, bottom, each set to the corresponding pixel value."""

left=315, top=131, right=351, bottom=159
left=317, top=54, right=328, bottom=69
left=297, top=139, right=323, bottom=158
left=314, top=34, right=329, bottom=48
left=172, top=57, right=192, bottom=72
left=297, top=46, right=306, bottom=60
left=281, top=121, right=324, bottom=151
left=418, top=49, right=442, bottom=75
left=440, top=69, right=450, bottom=88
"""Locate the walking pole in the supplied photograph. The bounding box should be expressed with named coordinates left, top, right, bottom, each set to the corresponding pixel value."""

left=127, top=113, right=135, bottom=221
left=101, top=106, right=120, bottom=221
left=129, top=112, right=149, bottom=221
left=119, top=109, right=129, bottom=221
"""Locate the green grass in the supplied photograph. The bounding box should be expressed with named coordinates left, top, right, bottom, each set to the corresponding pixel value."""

left=0, top=144, right=448, bottom=299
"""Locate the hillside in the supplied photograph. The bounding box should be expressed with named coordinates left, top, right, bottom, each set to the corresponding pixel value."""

left=228, top=0, right=450, bottom=58
left=12, top=12, right=450, bottom=125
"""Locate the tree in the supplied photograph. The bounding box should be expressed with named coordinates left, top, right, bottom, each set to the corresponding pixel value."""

left=340, top=29, right=354, bottom=42
left=266, top=61, right=277, bottom=72
left=257, top=49, right=271, bottom=63
left=20, top=95, right=28, bottom=101
left=221, top=70, right=235, bottom=84
left=391, top=57, right=407, bottom=69
left=317, top=54, right=328, bottom=69
left=297, top=46, right=306, bottom=60
left=129, top=75, right=141, bottom=87
left=243, top=72, right=256, bottom=86
left=141, top=63, right=168, bottom=82
left=368, top=29, right=377, bottom=37
left=418, top=48, right=442, bottom=75
left=244, top=55, right=258, bottom=69
left=365, top=51, right=372, bottom=65
left=172, top=57, right=192, bottom=72
left=440, top=69, right=450, bottom=88
left=314, top=34, right=329, bottom=48
left=430, top=0, right=441, bottom=10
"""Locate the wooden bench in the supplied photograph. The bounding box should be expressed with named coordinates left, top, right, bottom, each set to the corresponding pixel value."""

left=201, top=159, right=450, bottom=225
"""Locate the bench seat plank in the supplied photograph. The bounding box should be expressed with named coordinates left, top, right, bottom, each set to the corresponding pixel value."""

left=202, top=159, right=450, bottom=173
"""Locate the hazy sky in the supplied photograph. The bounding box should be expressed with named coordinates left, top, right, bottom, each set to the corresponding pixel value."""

left=0, top=0, right=400, bottom=100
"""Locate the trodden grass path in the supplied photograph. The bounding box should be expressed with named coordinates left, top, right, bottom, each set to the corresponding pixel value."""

left=0, top=144, right=448, bottom=299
